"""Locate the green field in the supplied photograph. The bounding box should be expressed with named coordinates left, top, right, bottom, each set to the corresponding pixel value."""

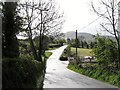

left=71, top=47, right=93, bottom=56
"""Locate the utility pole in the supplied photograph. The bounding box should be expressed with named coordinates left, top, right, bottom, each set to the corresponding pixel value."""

left=76, top=30, right=78, bottom=64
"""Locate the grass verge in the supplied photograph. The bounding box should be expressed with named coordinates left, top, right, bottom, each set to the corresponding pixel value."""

left=67, top=64, right=120, bottom=88
left=45, top=52, right=52, bottom=58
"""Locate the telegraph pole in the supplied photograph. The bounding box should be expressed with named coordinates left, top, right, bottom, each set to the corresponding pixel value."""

left=76, top=30, right=78, bottom=64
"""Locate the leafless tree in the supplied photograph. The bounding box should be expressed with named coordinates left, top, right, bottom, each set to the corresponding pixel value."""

left=18, top=0, right=64, bottom=62
left=91, top=0, right=120, bottom=68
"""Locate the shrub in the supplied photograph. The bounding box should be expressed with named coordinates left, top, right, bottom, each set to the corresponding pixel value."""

left=60, top=56, right=68, bottom=61
left=92, top=35, right=118, bottom=69
left=109, top=75, right=119, bottom=85
left=49, top=44, right=61, bottom=48
left=2, top=58, right=46, bottom=88
left=60, top=45, right=71, bottom=61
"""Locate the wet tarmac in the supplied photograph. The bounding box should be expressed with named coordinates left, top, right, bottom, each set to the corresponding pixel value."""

left=43, top=45, right=117, bottom=88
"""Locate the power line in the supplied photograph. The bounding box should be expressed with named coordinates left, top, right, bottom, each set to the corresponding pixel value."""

left=78, top=11, right=107, bottom=31
left=79, top=16, right=100, bottom=31
left=78, top=1, right=119, bottom=31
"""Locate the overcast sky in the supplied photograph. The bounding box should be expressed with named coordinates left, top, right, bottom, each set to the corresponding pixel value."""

left=56, top=0, right=120, bottom=35
left=17, top=0, right=120, bottom=39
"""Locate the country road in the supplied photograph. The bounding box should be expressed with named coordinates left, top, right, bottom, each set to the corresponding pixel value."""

left=43, top=45, right=117, bottom=88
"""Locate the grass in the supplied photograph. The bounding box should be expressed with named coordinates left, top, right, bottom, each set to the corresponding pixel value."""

left=67, top=64, right=120, bottom=88
left=45, top=52, right=52, bottom=58
left=71, top=47, right=93, bottom=56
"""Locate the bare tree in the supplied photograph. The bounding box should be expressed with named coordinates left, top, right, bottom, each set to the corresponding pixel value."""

left=91, top=0, right=120, bottom=68
left=18, top=0, right=64, bottom=62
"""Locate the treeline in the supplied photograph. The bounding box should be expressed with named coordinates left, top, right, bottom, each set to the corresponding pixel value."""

left=67, top=38, right=95, bottom=49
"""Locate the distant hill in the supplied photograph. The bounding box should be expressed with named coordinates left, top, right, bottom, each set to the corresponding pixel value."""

left=78, top=33, right=95, bottom=43
left=64, top=31, right=95, bottom=43
left=64, top=31, right=115, bottom=43
left=65, top=31, right=76, bottom=39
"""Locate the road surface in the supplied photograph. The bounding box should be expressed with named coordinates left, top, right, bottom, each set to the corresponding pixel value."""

left=43, top=45, right=117, bottom=88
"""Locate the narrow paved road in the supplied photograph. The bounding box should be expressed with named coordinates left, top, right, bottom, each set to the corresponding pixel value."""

left=43, top=45, right=117, bottom=88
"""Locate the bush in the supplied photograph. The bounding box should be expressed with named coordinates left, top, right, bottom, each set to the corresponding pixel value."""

left=60, top=56, right=68, bottom=61
left=60, top=45, right=71, bottom=61
left=92, top=36, right=118, bottom=69
left=49, top=44, right=61, bottom=48
left=2, top=58, right=46, bottom=88
left=109, top=75, right=120, bottom=86
left=60, top=49, right=68, bottom=61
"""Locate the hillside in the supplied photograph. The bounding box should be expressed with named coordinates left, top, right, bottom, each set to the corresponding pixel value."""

left=64, top=31, right=115, bottom=43
left=64, top=31, right=95, bottom=43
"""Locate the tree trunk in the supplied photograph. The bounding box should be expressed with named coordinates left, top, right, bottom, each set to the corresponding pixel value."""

left=38, top=31, right=42, bottom=62
left=38, top=37, right=42, bottom=62
left=38, top=10, right=43, bottom=62
left=29, top=36, right=38, bottom=60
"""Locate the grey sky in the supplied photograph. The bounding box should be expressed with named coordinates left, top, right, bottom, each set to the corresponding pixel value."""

left=17, top=0, right=120, bottom=39
left=57, top=0, right=120, bottom=35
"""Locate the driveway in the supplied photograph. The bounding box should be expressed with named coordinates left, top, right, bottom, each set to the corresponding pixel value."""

left=43, top=45, right=117, bottom=88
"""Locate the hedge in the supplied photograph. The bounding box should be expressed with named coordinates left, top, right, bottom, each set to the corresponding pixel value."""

left=2, top=58, right=46, bottom=89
